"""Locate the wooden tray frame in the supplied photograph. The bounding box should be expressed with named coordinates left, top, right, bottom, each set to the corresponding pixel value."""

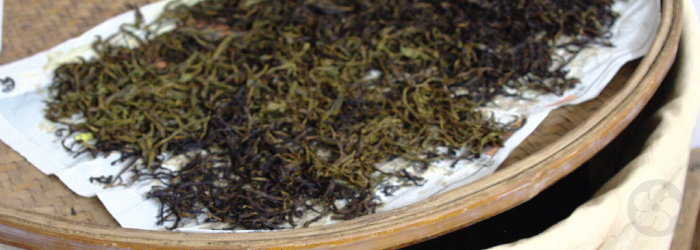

left=0, top=0, right=682, bottom=249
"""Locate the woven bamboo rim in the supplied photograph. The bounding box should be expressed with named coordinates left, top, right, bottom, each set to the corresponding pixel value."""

left=0, top=0, right=682, bottom=249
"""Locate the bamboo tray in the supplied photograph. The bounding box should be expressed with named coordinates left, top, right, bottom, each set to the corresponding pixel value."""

left=0, top=0, right=682, bottom=249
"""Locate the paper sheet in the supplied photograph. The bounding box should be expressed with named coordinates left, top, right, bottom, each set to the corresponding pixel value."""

left=0, top=0, right=660, bottom=231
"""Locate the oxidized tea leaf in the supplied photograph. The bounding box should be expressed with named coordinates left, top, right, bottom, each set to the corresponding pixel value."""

left=46, top=0, right=617, bottom=230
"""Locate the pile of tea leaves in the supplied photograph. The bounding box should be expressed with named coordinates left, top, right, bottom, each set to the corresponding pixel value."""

left=45, top=0, right=617, bottom=229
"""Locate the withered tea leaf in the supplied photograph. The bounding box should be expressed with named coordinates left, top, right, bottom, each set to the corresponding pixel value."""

left=45, top=0, right=617, bottom=230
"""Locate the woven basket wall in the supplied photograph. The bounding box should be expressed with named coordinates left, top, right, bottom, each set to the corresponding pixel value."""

left=0, top=0, right=681, bottom=249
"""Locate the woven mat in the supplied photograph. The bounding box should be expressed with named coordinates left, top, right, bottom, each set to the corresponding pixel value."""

left=0, top=0, right=640, bottom=231
left=0, top=0, right=159, bottom=227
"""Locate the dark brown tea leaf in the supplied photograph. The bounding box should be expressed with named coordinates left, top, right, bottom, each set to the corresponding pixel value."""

left=45, top=0, right=617, bottom=230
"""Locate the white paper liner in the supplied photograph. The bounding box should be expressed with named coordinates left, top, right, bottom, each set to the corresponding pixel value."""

left=0, top=0, right=660, bottom=232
